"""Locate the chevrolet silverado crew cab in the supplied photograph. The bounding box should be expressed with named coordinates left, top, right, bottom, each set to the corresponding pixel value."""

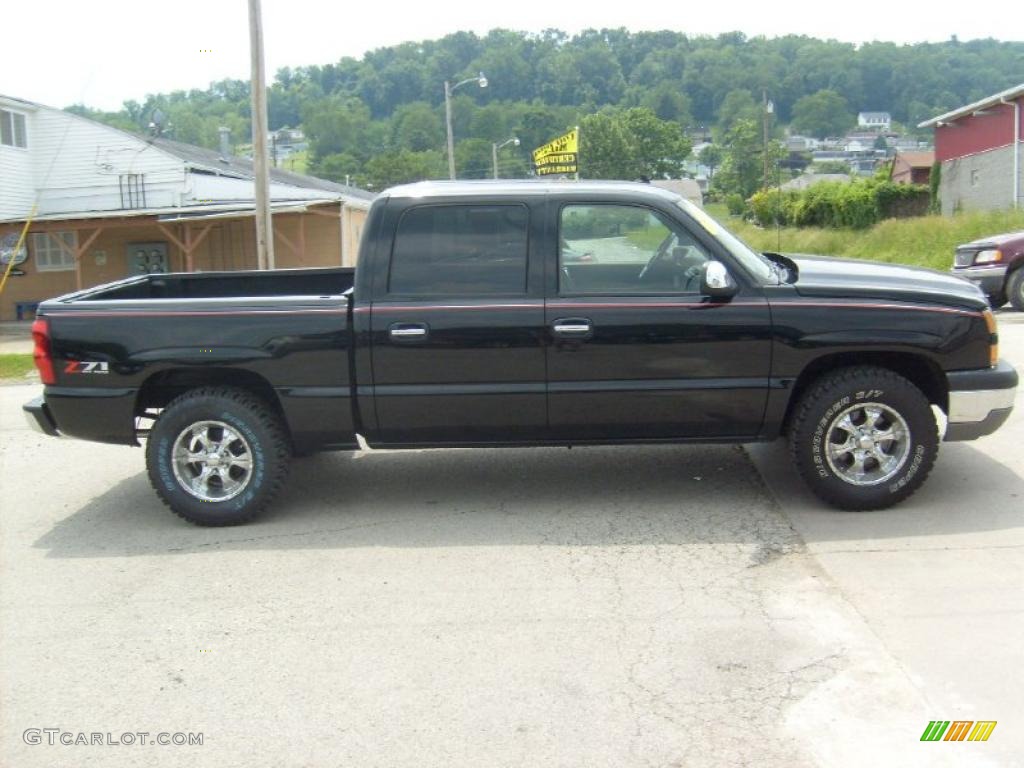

left=24, top=181, right=1018, bottom=525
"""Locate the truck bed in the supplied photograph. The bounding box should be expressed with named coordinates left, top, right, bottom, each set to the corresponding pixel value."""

left=63, top=267, right=356, bottom=304
left=35, top=267, right=359, bottom=452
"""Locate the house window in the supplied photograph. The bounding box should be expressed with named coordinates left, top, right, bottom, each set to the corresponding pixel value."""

left=119, top=174, right=147, bottom=209
left=31, top=232, right=77, bottom=272
left=0, top=109, right=27, bottom=148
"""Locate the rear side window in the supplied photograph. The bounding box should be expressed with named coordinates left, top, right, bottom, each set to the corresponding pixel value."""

left=389, top=204, right=529, bottom=296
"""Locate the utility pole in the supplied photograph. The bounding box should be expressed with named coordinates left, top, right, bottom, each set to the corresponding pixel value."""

left=445, top=81, right=456, bottom=180
left=248, top=0, right=274, bottom=269
left=762, top=90, right=774, bottom=191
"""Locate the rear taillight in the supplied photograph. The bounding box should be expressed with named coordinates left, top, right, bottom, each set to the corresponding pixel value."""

left=983, top=309, right=999, bottom=366
left=31, top=317, right=55, bottom=385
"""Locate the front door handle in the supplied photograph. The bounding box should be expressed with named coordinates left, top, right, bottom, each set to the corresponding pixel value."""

left=551, top=318, right=593, bottom=339
left=389, top=323, right=429, bottom=342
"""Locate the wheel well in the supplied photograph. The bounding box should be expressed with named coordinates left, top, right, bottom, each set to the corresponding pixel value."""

left=135, top=368, right=284, bottom=421
left=781, top=352, right=948, bottom=433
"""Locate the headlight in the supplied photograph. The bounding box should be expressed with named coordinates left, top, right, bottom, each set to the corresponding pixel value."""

left=974, top=248, right=1002, bottom=264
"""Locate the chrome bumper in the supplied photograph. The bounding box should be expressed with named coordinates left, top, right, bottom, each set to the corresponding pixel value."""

left=951, top=264, right=1008, bottom=296
left=945, top=360, right=1018, bottom=441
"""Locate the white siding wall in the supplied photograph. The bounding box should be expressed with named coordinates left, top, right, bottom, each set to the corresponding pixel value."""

left=0, top=103, right=35, bottom=219
left=28, top=108, right=185, bottom=215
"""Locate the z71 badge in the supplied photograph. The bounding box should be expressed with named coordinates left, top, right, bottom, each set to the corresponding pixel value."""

left=64, top=361, right=109, bottom=374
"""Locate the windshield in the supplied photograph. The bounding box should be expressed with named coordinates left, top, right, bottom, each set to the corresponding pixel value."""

left=674, top=198, right=776, bottom=282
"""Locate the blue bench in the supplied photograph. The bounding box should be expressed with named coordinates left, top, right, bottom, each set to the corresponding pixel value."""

left=15, top=301, right=40, bottom=321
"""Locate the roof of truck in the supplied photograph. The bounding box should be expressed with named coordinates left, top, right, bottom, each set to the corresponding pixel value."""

left=382, top=179, right=685, bottom=202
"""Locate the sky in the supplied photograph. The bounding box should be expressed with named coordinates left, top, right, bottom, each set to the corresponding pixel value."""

left=3, top=0, right=1019, bottom=111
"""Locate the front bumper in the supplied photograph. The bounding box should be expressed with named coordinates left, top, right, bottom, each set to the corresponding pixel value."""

left=945, top=360, right=1018, bottom=441
left=23, top=396, right=60, bottom=437
left=951, top=264, right=1008, bottom=298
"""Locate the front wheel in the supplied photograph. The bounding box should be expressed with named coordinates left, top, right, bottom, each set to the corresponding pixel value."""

left=788, top=367, right=938, bottom=510
left=146, top=387, right=291, bottom=525
left=1008, top=268, right=1024, bottom=312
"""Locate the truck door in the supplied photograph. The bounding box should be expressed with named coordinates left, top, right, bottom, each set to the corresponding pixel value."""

left=545, top=201, right=772, bottom=440
left=368, top=201, right=547, bottom=444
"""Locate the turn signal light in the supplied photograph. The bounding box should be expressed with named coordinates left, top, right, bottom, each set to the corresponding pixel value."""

left=983, top=309, right=998, bottom=366
left=31, top=317, right=56, bottom=385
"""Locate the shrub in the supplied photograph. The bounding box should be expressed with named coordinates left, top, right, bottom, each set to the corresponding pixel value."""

left=748, top=178, right=929, bottom=229
left=725, top=193, right=746, bottom=217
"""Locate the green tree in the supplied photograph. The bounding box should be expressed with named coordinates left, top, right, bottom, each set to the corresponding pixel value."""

left=716, top=118, right=784, bottom=197
left=716, top=89, right=759, bottom=133
left=791, top=89, right=854, bottom=139
left=360, top=149, right=444, bottom=190
left=698, top=144, right=723, bottom=181
left=392, top=102, right=443, bottom=152
left=578, top=108, right=691, bottom=180
left=313, top=152, right=362, bottom=183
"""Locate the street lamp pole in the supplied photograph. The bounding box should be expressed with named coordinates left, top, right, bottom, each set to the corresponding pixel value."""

left=444, top=73, right=487, bottom=180
left=492, top=136, right=520, bottom=179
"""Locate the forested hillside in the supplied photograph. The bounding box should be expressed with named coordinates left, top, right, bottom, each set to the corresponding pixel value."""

left=66, top=29, right=1024, bottom=189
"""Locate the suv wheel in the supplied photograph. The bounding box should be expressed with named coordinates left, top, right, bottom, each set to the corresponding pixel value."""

left=1008, top=268, right=1024, bottom=312
left=788, top=366, right=938, bottom=510
left=146, top=387, right=291, bottom=525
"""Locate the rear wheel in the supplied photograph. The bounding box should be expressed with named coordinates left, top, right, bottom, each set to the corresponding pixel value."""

left=1008, top=268, right=1024, bottom=311
left=146, top=387, right=291, bottom=525
left=788, top=366, right=938, bottom=510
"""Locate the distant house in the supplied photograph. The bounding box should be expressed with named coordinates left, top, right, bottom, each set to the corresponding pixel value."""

left=858, top=112, right=892, bottom=132
left=0, top=95, right=372, bottom=321
left=651, top=179, right=703, bottom=207
left=890, top=150, right=934, bottom=185
left=785, top=135, right=821, bottom=152
left=919, top=83, right=1023, bottom=215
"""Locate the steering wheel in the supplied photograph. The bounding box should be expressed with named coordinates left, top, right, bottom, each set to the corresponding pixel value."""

left=637, top=240, right=672, bottom=281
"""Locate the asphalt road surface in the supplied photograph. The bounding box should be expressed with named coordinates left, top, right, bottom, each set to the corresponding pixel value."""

left=1, top=314, right=1022, bottom=767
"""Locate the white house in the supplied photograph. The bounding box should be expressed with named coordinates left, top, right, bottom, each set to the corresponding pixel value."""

left=0, top=95, right=372, bottom=320
left=857, top=112, right=892, bottom=132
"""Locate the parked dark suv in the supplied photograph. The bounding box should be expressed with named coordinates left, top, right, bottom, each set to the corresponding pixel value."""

left=953, top=230, right=1024, bottom=310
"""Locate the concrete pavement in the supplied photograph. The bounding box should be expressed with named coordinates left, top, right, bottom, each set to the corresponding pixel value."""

left=1, top=315, right=1021, bottom=767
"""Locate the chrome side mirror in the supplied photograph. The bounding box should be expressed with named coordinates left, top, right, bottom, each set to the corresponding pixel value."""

left=700, top=260, right=738, bottom=298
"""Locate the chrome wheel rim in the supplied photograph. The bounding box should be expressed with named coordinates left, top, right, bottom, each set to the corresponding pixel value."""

left=171, top=421, right=254, bottom=502
left=824, top=402, right=911, bottom=486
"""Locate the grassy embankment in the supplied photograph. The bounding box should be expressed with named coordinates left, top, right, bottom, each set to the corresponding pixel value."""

left=0, top=354, right=34, bottom=380
left=704, top=203, right=1024, bottom=271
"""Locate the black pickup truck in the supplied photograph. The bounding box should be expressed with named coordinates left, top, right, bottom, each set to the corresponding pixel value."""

left=24, top=181, right=1018, bottom=525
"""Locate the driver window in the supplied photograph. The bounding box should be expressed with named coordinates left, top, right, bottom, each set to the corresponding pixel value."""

left=559, top=204, right=711, bottom=295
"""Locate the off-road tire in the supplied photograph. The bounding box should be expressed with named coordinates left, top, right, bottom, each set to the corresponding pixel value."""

left=146, top=387, right=291, bottom=525
left=788, top=366, right=938, bottom=511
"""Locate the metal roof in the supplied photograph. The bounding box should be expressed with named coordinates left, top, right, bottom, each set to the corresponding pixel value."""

left=149, top=137, right=374, bottom=201
left=918, top=83, right=1024, bottom=128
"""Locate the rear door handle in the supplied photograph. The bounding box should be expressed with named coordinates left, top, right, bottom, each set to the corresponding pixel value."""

left=551, top=317, right=593, bottom=339
left=388, top=323, right=429, bottom=342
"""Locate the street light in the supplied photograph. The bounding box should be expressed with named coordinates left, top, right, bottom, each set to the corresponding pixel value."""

left=444, top=72, right=487, bottom=180
left=492, top=136, right=520, bottom=179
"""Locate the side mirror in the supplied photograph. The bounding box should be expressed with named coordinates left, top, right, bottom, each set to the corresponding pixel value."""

left=700, top=261, right=738, bottom=298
